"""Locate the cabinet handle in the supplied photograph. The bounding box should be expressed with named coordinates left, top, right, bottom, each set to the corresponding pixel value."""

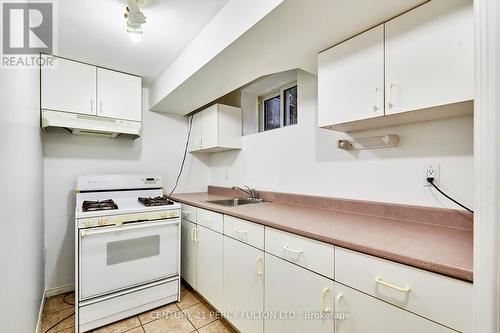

left=192, top=228, right=199, bottom=242
left=335, top=292, right=344, bottom=327
left=388, top=84, right=396, bottom=109
left=255, top=256, right=263, bottom=276
left=322, top=288, right=330, bottom=313
left=234, top=228, right=247, bottom=239
left=375, top=276, right=410, bottom=292
left=99, top=100, right=103, bottom=114
left=182, top=211, right=191, bottom=218
left=283, top=245, right=303, bottom=261
left=90, top=99, right=94, bottom=112
left=373, top=88, right=380, bottom=112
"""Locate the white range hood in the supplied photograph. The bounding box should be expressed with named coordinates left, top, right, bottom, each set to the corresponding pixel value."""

left=41, top=110, right=141, bottom=139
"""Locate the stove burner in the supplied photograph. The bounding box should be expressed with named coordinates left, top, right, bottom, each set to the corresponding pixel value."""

left=138, top=195, right=175, bottom=207
left=82, top=199, right=118, bottom=212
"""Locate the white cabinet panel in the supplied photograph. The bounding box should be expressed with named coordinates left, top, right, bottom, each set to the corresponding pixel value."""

left=265, top=228, right=334, bottom=279
left=181, top=204, right=197, bottom=223
left=196, top=208, right=223, bottom=233
left=334, top=283, right=454, bottom=333
left=264, top=254, right=334, bottom=333
left=97, top=68, right=142, bottom=121
left=224, top=215, right=264, bottom=250
left=335, top=247, right=472, bottom=333
left=196, top=225, right=223, bottom=310
left=188, top=112, right=203, bottom=152
left=41, top=55, right=96, bottom=115
left=181, top=219, right=197, bottom=289
left=201, top=105, right=219, bottom=150
left=223, top=236, right=264, bottom=333
left=385, top=0, right=473, bottom=115
left=318, top=24, right=384, bottom=126
left=189, top=104, right=242, bottom=153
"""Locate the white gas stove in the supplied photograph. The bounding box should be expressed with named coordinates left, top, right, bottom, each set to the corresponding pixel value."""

left=75, top=175, right=181, bottom=333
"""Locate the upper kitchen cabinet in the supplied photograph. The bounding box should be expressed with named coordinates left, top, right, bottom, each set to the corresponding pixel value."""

left=97, top=68, right=142, bottom=121
left=318, top=0, right=473, bottom=132
left=385, top=0, right=473, bottom=115
left=41, top=55, right=97, bottom=116
left=189, top=104, right=242, bottom=153
left=318, top=25, right=384, bottom=127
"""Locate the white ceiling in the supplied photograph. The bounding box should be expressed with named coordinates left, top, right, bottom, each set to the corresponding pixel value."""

left=57, top=0, right=230, bottom=85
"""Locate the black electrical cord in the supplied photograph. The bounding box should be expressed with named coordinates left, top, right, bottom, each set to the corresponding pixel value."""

left=167, top=115, right=193, bottom=199
left=427, top=177, right=473, bottom=213
left=43, top=292, right=75, bottom=333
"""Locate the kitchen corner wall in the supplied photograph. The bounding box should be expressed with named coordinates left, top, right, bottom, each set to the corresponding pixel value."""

left=209, top=71, right=473, bottom=210
left=43, top=88, right=210, bottom=290
left=0, top=70, right=44, bottom=332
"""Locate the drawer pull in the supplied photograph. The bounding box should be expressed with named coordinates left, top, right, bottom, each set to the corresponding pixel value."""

left=375, top=276, right=411, bottom=293
left=182, top=211, right=191, bottom=218
left=192, top=228, right=199, bottom=242
left=234, top=228, right=247, bottom=239
left=284, top=245, right=303, bottom=255
left=322, top=288, right=330, bottom=313
left=256, top=256, right=264, bottom=276
left=335, top=292, right=343, bottom=330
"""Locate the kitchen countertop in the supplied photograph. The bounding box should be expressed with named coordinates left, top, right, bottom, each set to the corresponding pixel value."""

left=172, top=192, right=473, bottom=282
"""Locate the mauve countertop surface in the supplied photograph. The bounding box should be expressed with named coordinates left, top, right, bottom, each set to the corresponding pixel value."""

left=172, top=192, right=473, bottom=282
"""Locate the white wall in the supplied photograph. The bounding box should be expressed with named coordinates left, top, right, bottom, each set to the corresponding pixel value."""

left=0, top=70, right=44, bottom=332
left=43, top=89, right=210, bottom=290
left=210, top=71, right=474, bottom=210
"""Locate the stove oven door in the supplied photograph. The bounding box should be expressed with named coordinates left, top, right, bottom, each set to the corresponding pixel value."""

left=79, top=219, right=179, bottom=300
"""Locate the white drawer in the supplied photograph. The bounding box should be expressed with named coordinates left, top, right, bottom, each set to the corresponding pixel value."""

left=224, top=215, right=264, bottom=250
left=181, top=204, right=197, bottom=222
left=79, top=278, right=178, bottom=332
left=197, top=208, right=223, bottom=233
left=265, top=227, right=334, bottom=279
left=335, top=247, right=473, bottom=333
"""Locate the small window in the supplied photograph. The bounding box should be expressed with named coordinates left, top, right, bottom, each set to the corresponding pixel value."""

left=259, top=82, right=298, bottom=132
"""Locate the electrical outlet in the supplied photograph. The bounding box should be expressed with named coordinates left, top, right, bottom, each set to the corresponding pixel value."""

left=424, top=165, right=440, bottom=187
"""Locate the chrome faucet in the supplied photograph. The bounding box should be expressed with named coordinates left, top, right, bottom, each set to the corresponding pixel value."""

left=232, top=185, right=257, bottom=199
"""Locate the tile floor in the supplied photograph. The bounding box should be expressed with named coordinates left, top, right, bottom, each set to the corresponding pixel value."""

left=39, top=285, right=237, bottom=333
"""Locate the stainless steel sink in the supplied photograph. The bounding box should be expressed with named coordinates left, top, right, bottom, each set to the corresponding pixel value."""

left=205, top=197, right=264, bottom=207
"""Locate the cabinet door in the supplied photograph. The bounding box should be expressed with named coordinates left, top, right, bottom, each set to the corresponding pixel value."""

left=97, top=68, right=142, bottom=121
left=201, top=105, right=219, bottom=149
left=264, top=254, right=334, bottom=333
left=188, top=112, right=203, bottom=152
left=41, top=55, right=96, bottom=115
left=318, top=25, right=384, bottom=127
left=385, top=0, right=473, bottom=115
left=181, top=219, right=197, bottom=289
left=334, top=283, right=454, bottom=333
left=223, top=236, right=264, bottom=333
left=196, top=225, right=223, bottom=310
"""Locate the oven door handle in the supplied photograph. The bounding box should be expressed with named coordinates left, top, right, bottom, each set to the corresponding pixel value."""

left=80, top=219, right=179, bottom=238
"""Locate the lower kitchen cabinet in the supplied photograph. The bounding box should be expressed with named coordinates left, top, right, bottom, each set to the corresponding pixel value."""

left=334, top=282, right=455, bottom=333
left=181, top=219, right=197, bottom=288
left=264, top=253, right=335, bottom=333
left=196, top=224, right=224, bottom=310
left=223, top=236, right=264, bottom=333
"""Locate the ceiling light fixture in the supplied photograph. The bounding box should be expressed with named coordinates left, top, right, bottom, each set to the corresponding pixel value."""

left=124, top=0, right=146, bottom=42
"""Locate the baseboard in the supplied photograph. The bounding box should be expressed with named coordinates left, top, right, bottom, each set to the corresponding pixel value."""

left=35, top=289, right=47, bottom=333
left=45, top=283, right=75, bottom=298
